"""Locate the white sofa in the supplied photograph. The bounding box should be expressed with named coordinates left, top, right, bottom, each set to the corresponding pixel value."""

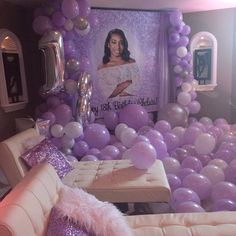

left=0, top=129, right=236, bottom=236
left=0, top=162, right=236, bottom=236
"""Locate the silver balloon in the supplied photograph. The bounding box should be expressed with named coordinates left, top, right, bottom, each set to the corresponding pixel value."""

left=78, top=72, right=92, bottom=97
left=65, top=58, right=80, bottom=73
left=74, top=16, right=89, bottom=30
left=158, top=103, right=188, bottom=128
left=76, top=72, right=93, bottom=126
left=39, top=30, right=65, bottom=96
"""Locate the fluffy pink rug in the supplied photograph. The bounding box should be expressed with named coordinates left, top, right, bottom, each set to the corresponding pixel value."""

left=55, top=185, right=133, bottom=236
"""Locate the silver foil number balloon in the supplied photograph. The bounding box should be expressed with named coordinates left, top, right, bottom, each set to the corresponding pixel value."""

left=39, top=30, right=65, bottom=96
left=76, top=72, right=92, bottom=126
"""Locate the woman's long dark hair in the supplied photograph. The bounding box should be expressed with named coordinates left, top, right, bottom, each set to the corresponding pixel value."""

left=103, top=29, right=131, bottom=64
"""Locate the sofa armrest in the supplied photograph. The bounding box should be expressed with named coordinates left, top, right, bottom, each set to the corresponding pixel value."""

left=0, top=163, right=62, bottom=236
left=0, top=128, right=38, bottom=187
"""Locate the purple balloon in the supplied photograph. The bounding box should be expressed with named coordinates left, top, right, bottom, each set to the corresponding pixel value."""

left=181, top=156, right=203, bottom=172
left=183, top=126, right=202, bottom=144
left=87, top=148, right=100, bottom=156
left=119, top=104, right=149, bottom=131
left=53, top=104, right=72, bottom=126
left=176, top=201, right=205, bottom=213
left=77, top=0, right=91, bottom=17
left=150, top=138, right=168, bottom=160
left=32, top=15, right=52, bottom=35
left=64, top=40, right=76, bottom=57
left=212, top=199, right=236, bottom=211
left=46, top=95, right=61, bottom=109
left=50, top=137, right=63, bottom=149
left=181, top=24, right=191, bottom=36
left=145, top=129, right=164, bottom=142
left=41, top=111, right=56, bottom=125
left=197, top=154, right=211, bottom=166
left=130, top=142, right=156, bottom=169
left=52, top=11, right=66, bottom=27
left=169, top=10, right=183, bottom=27
left=163, top=132, right=180, bottom=152
left=183, top=173, right=212, bottom=200
left=167, top=174, right=181, bottom=191
left=83, top=123, right=110, bottom=149
left=154, top=120, right=171, bottom=134
left=103, top=111, right=119, bottom=130
left=61, top=0, right=79, bottom=19
left=73, top=141, right=89, bottom=157
left=171, top=187, right=201, bottom=211
left=214, top=149, right=234, bottom=164
left=100, top=145, right=120, bottom=159
left=224, top=164, right=236, bottom=185
left=177, top=168, right=196, bottom=181
left=211, top=181, right=236, bottom=202
left=168, top=32, right=180, bottom=45
left=80, top=155, right=98, bottom=162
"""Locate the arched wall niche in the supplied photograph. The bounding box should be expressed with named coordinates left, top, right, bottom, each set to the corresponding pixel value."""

left=190, top=31, right=217, bottom=91
left=0, top=28, right=28, bottom=112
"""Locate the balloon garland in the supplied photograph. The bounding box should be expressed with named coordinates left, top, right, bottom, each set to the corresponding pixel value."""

left=32, top=3, right=236, bottom=213
left=167, top=9, right=201, bottom=115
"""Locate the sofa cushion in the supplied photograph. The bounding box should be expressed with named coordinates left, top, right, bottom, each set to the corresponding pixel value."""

left=21, top=139, right=72, bottom=178
left=53, top=185, right=133, bottom=236
left=46, top=207, right=89, bottom=236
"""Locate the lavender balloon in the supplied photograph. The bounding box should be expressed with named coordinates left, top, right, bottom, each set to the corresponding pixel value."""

left=83, top=123, right=110, bottom=149
left=119, top=104, right=149, bottom=131
left=176, top=201, right=205, bottom=213
left=129, top=141, right=156, bottom=169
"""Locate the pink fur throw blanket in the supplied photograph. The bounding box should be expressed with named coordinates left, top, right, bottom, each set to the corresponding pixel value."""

left=55, top=185, right=133, bottom=236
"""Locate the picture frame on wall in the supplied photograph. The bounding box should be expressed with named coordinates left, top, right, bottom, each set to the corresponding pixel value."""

left=193, top=48, right=212, bottom=85
left=80, top=8, right=170, bottom=118
left=2, top=52, right=23, bottom=104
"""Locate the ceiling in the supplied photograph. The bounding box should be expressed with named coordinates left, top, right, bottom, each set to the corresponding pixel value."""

left=4, top=0, right=236, bottom=13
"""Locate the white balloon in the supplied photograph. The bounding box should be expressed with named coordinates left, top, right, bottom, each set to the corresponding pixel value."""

left=173, top=65, right=183, bottom=74
left=120, top=127, right=138, bottom=148
left=115, top=123, right=128, bottom=140
left=64, top=121, right=83, bottom=139
left=181, top=82, right=192, bottom=92
left=176, top=46, right=188, bottom=58
left=64, top=19, right=74, bottom=31
left=50, top=124, right=64, bottom=138
left=194, top=133, right=216, bottom=155
left=200, top=165, right=225, bottom=185
left=199, top=117, right=213, bottom=126
left=177, top=91, right=191, bottom=106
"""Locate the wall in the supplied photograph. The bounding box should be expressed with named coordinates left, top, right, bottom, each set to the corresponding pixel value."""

left=184, top=8, right=236, bottom=123
left=0, top=1, right=43, bottom=141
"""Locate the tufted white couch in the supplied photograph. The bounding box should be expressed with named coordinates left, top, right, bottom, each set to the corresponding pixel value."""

left=0, top=162, right=235, bottom=236
left=0, top=129, right=236, bottom=235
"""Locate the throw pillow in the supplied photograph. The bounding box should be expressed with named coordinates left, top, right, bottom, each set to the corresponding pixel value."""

left=47, top=207, right=90, bottom=236
left=54, top=185, right=133, bottom=236
left=21, top=138, right=72, bottom=178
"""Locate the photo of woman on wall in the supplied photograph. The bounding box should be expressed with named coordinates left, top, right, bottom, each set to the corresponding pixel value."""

left=97, top=28, right=140, bottom=99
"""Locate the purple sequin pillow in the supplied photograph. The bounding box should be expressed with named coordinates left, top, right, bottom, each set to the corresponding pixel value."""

left=47, top=207, right=90, bottom=236
left=21, top=139, right=72, bottom=178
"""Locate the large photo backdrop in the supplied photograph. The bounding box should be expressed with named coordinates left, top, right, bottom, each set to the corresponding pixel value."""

left=82, top=9, right=167, bottom=118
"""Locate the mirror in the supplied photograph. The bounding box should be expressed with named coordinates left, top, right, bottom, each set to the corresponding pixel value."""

left=0, top=29, right=28, bottom=112
left=190, top=31, right=217, bottom=91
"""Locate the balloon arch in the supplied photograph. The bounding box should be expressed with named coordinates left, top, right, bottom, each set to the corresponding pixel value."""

left=32, top=0, right=236, bottom=213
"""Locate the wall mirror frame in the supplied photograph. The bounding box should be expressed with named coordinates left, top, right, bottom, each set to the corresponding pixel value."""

left=190, top=31, right=217, bottom=91
left=0, top=28, right=28, bottom=112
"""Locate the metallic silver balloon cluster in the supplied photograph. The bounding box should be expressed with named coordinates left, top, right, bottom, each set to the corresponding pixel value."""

left=39, top=30, right=65, bottom=96
left=76, top=72, right=93, bottom=126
